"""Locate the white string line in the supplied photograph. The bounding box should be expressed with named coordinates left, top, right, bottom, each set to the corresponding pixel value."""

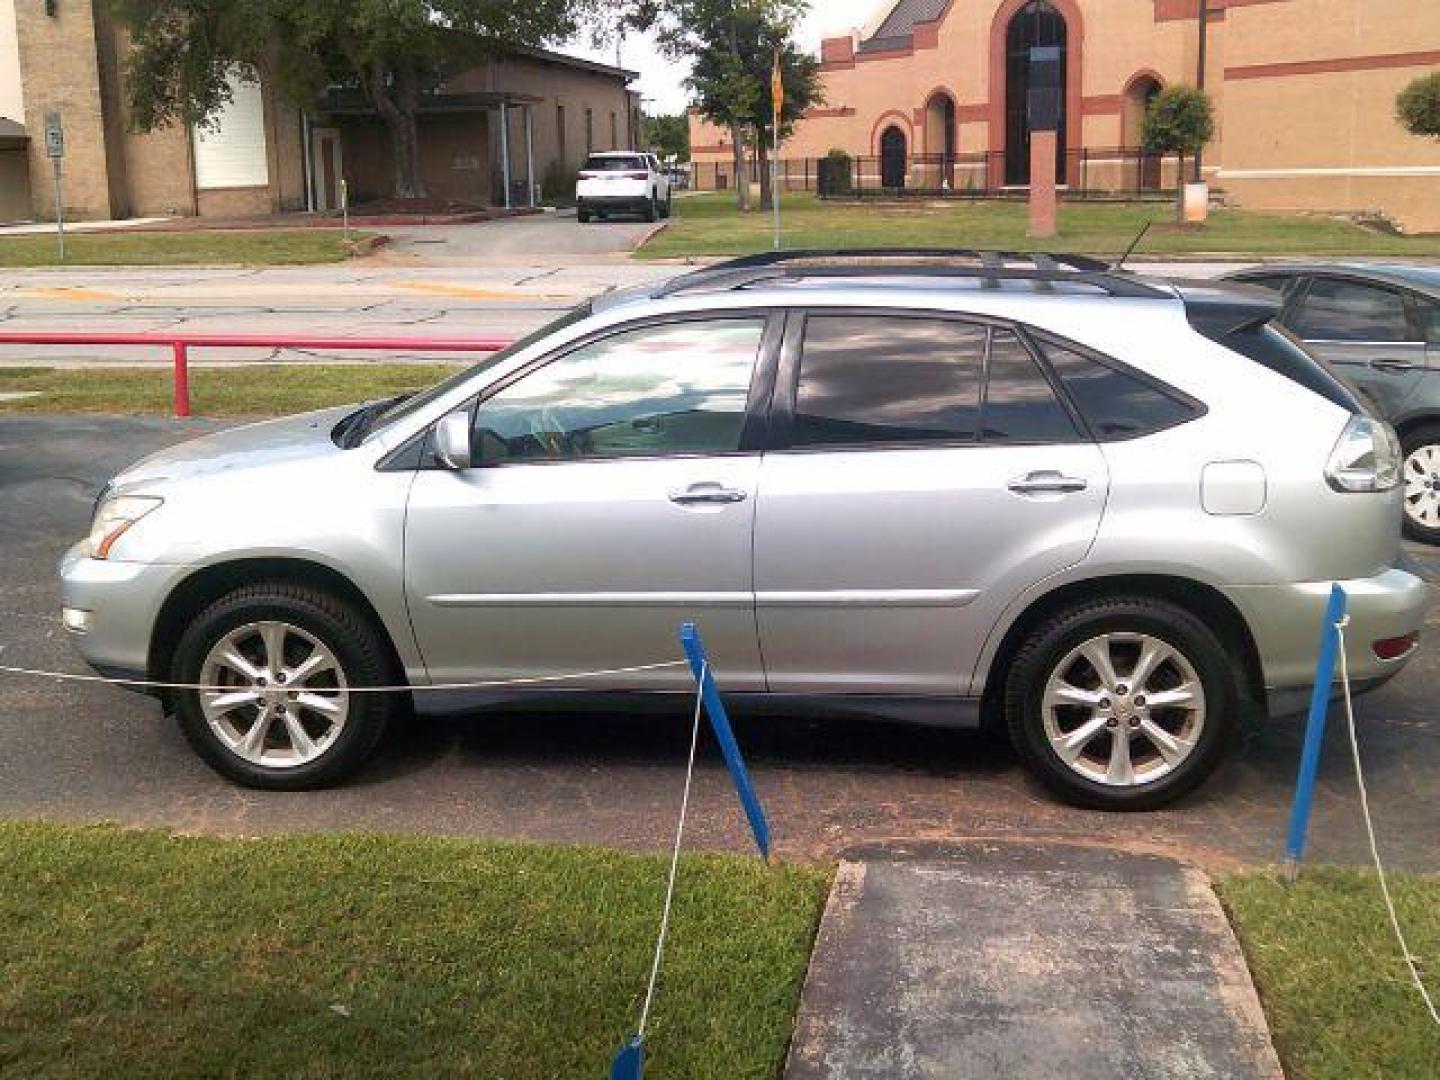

left=637, top=660, right=705, bottom=1041
left=1335, top=615, right=1440, bottom=1028
left=0, top=658, right=688, bottom=695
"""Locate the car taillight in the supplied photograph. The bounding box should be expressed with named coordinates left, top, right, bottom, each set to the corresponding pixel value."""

left=1325, top=415, right=1401, bottom=493
left=578, top=171, right=598, bottom=179
left=1373, top=633, right=1418, bottom=660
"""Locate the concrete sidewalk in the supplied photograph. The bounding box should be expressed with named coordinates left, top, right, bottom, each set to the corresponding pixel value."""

left=786, top=842, right=1283, bottom=1079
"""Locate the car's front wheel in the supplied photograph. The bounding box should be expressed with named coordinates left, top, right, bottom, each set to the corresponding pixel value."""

left=1400, top=424, right=1440, bottom=544
left=1004, top=597, right=1236, bottom=810
left=171, top=583, right=396, bottom=790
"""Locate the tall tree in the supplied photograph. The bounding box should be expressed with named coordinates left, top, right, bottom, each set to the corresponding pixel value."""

left=1142, top=84, right=1215, bottom=223
left=109, top=0, right=602, bottom=201
left=648, top=0, right=808, bottom=212
left=642, top=112, right=692, bottom=161
left=749, top=34, right=822, bottom=211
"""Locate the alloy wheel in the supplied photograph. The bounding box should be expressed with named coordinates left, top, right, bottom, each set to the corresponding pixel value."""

left=1040, top=632, right=1206, bottom=787
left=198, top=620, right=349, bottom=768
left=1403, top=443, right=1440, bottom=530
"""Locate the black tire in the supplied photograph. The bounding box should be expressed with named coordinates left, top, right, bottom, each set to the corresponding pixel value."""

left=661, top=194, right=673, bottom=219
left=171, top=582, right=397, bottom=790
left=1003, top=597, right=1237, bottom=811
left=577, top=207, right=592, bottom=224
left=643, top=196, right=657, bottom=223
left=1399, top=423, right=1440, bottom=544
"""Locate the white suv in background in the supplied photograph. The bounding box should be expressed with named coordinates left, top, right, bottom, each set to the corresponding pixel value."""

left=576, top=152, right=672, bottom=224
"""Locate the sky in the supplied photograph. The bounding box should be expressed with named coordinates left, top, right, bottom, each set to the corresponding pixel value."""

left=562, top=5, right=872, bottom=115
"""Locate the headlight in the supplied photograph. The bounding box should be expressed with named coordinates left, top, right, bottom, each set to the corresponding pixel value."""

left=1325, top=415, right=1401, bottom=493
left=87, top=495, right=163, bottom=559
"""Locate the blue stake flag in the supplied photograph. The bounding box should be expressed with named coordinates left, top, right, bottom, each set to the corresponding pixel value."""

left=680, top=622, right=772, bottom=859
left=1284, top=583, right=1348, bottom=871
left=611, top=1035, right=644, bottom=1080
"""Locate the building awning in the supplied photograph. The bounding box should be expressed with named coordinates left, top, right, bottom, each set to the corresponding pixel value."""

left=318, top=90, right=543, bottom=118
left=0, top=118, right=27, bottom=151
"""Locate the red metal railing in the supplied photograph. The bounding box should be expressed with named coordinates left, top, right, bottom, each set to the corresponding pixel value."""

left=0, top=332, right=512, bottom=417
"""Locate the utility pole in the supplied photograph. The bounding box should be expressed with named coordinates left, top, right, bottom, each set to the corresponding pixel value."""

left=1194, top=0, right=1208, bottom=182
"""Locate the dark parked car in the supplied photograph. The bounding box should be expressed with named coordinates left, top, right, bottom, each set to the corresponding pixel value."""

left=1223, top=264, right=1440, bottom=541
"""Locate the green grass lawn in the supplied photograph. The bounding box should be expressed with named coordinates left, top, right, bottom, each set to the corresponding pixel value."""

left=1219, top=868, right=1440, bottom=1079
left=0, top=822, right=830, bottom=1078
left=642, top=194, right=1440, bottom=260
left=0, top=363, right=459, bottom=415
left=0, top=229, right=377, bottom=267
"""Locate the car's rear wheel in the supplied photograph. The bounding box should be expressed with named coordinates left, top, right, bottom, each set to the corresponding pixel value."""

left=661, top=194, right=673, bottom=219
left=172, top=583, right=396, bottom=790
left=1004, top=597, right=1236, bottom=810
left=1400, top=424, right=1440, bottom=543
left=577, top=206, right=592, bottom=224
left=643, top=196, right=657, bottom=223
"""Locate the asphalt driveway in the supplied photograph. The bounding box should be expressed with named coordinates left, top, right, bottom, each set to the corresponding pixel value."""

left=1, top=414, right=1436, bottom=871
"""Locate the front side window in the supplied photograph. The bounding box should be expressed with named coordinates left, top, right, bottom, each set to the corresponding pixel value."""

left=471, top=318, right=765, bottom=463
left=1291, top=278, right=1417, bottom=343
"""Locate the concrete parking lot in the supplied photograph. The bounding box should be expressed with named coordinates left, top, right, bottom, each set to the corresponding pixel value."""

left=1, top=413, right=1436, bottom=871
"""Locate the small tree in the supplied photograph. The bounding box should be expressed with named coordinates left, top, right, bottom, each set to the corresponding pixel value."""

left=1397, top=72, right=1440, bottom=140
left=1142, top=84, right=1215, bottom=222
left=642, top=112, right=692, bottom=161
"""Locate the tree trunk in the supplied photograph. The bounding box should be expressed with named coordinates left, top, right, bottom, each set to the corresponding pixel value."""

left=363, top=63, right=427, bottom=201
left=730, top=125, right=750, bottom=212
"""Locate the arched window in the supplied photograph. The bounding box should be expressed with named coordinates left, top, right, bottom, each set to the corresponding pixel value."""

left=880, top=125, right=908, bottom=189
left=1004, top=0, right=1068, bottom=186
left=1123, top=74, right=1165, bottom=191
left=925, top=93, right=958, bottom=189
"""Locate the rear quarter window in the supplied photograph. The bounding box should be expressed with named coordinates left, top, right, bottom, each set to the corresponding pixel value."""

left=1031, top=333, right=1202, bottom=440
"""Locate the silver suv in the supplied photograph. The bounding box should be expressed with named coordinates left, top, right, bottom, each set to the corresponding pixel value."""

left=60, top=251, right=1429, bottom=809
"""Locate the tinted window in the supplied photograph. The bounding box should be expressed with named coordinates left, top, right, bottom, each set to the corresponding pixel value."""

left=1292, top=277, right=1417, bottom=342
left=1040, top=338, right=1196, bottom=439
left=1420, top=298, right=1440, bottom=346
left=982, top=330, right=1079, bottom=443
left=472, top=318, right=764, bottom=462
left=793, top=316, right=983, bottom=446
left=583, top=155, right=646, bottom=172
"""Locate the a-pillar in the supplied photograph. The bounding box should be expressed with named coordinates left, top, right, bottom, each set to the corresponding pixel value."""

left=1028, top=130, right=1058, bottom=239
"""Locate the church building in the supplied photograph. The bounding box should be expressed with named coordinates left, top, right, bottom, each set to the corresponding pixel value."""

left=689, top=0, right=1440, bottom=232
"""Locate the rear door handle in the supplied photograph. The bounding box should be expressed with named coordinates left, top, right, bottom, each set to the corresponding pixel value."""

left=1370, top=358, right=1419, bottom=373
left=668, top=483, right=748, bottom=506
left=1007, top=471, right=1088, bottom=496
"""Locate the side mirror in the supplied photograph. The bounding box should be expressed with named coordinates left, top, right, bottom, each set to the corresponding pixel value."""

left=433, top=409, right=473, bottom=470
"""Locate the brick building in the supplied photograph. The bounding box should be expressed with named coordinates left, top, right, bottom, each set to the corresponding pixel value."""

left=0, top=0, right=640, bottom=223
left=689, top=0, right=1440, bottom=231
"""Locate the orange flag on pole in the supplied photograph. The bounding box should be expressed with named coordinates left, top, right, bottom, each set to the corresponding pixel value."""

left=771, top=49, right=784, bottom=119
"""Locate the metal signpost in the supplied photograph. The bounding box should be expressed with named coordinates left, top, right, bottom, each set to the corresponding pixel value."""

left=44, top=111, right=65, bottom=262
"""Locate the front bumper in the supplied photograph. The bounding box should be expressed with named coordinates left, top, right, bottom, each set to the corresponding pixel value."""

left=1226, top=563, right=1431, bottom=716
left=58, top=542, right=190, bottom=684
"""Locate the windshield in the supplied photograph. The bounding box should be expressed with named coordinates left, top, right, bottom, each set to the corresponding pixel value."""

left=366, top=302, right=594, bottom=436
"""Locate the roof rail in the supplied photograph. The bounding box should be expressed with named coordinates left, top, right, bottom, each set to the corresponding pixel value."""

left=653, top=248, right=1172, bottom=300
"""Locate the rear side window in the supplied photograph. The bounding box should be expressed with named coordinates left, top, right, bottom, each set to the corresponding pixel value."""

left=1292, top=277, right=1417, bottom=343
left=983, top=330, right=1079, bottom=442
left=583, top=155, right=646, bottom=172
left=793, top=316, right=983, bottom=446
left=1037, top=337, right=1198, bottom=440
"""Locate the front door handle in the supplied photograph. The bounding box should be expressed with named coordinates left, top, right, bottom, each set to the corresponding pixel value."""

left=1370, top=358, right=1419, bottom=373
left=668, top=483, right=748, bottom=506
left=1007, top=471, right=1088, bottom=496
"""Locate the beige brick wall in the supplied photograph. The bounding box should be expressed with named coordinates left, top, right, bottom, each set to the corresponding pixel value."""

left=691, top=0, right=1440, bottom=230
left=15, top=0, right=115, bottom=220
